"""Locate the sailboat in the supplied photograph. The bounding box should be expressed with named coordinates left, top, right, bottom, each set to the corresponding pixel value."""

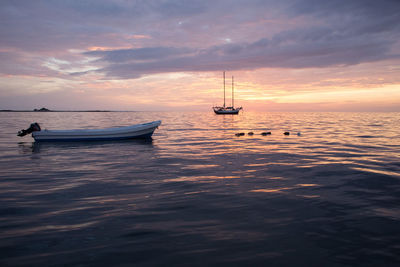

left=213, top=71, right=242, bottom=114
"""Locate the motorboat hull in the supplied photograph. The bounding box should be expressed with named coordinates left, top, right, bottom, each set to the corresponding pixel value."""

left=32, top=120, right=161, bottom=141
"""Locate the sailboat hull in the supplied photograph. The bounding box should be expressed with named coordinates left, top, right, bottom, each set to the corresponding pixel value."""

left=213, top=107, right=242, bottom=114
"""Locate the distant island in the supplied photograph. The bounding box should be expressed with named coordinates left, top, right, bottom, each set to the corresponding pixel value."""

left=0, top=109, right=113, bottom=112
left=34, top=107, right=51, bottom=112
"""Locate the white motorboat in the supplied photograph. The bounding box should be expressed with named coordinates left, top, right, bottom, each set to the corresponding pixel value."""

left=18, top=120, right=161, bottom=141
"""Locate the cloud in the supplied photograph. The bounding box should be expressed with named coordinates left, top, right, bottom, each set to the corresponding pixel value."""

left=5, top=0, right=384, bottom=79
left=85, top=47, right=194, bottom=63
left=0, top=0, right=209, bottom=53
left=87, top=23, right=399, bottom=79
left=2, top=0, right=399, bottom=57
left=289, top=0, right=400, bottom=19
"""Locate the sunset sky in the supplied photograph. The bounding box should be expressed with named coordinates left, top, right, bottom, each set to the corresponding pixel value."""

left=1, top=0, right=399, bottom=111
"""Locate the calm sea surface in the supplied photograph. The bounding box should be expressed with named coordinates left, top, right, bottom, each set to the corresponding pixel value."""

left=0, top=111, right=399, bottom=266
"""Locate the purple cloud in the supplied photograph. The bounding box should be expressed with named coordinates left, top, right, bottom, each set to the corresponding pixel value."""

left=0, top=0, right=399, bottom=78
left=85, top=47, right=195, bottom=63
left=86, top=24, right=398, bottom=78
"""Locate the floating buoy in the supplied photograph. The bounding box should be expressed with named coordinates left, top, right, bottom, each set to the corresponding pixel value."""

left=284, top=132, right=290, bottom=135
left=297, top=132, right=301, bottom=136
left=235, top=132, right=245, bottom=136
left=261, top=132, right=271, bottom=136
left=248, top=132, right=254, bottom=135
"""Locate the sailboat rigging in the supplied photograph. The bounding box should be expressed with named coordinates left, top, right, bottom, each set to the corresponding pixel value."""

left=213, top=71, right=242, bottom=114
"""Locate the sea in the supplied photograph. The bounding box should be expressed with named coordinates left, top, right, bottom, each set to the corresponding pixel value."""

left=0, top=111, right=399, bottom=266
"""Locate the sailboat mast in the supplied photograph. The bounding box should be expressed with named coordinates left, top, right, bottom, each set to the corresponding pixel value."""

left=232, top=76, right=234, bottom=108
left=223, top=71, right=226, bottom=107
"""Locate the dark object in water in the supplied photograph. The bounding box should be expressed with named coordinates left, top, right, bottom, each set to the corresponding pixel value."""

left=297, top=132, right=301, bottom=136
left=284, top=132, right=290, bottom=135
left=248, top=132, right=254, bottom=135
left=17, top=122, right=41, bottom=137
left=235, top=133, right=245, bottom=136
left=261, top=132, right=271, bottom=136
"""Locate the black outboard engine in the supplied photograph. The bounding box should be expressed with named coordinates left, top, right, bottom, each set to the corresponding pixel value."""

left=17, top=122, right=41, bottom=137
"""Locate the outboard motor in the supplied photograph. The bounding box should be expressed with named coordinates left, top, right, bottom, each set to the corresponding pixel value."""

left=17, top=122, right=41, bottom=137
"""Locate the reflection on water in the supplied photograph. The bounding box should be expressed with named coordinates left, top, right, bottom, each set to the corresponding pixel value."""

left=18, top=138, right=154, bottom=154
left=1, top=111, right=400, bottom=266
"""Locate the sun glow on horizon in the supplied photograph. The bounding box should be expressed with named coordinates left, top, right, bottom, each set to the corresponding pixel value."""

left=1, top=69, right=400, bottom=111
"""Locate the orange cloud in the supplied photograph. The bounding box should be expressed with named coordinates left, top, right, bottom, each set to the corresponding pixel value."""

left=129, top=35, right=152, bottom=40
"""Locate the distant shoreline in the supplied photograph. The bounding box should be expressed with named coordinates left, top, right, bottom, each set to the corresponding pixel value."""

left=0, top=110, right=129, bottom=112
